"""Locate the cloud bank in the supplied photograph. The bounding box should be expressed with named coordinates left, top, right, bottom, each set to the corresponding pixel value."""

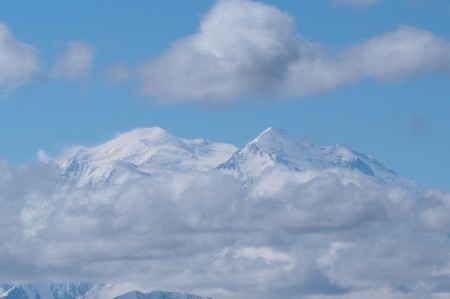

left=1, top=159, right=450, bottom=299
left=0, top=22, right=39, bottom=92
left=137, top=0, right=450, bottom=104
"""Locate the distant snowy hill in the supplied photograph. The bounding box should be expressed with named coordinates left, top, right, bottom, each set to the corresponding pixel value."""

left=0, top=285, right=211, bottom=299
left=219, top=127, right=416, bottom=189
left=60, top=127, right=237, bottom=186
left=114, top=290, right=211, bottom=299
left=59, top=126, right=417, bottom=191
left=0, top=283, right=95, bottom=299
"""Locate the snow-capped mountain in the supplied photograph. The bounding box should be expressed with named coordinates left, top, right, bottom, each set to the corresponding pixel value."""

left=0, top=285, right=211, bottom=299
left=59, top=126, right=416, bottom=190
left=219, top=127, right=416, bottom=188
left=0, top=283, right=95, bottom=299
left=114, top=290, right=211, bottom=299
left=60, top=127, right=237, bottom=186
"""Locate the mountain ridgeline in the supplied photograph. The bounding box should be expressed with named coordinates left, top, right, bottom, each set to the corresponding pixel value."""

left=0, top=284, right=211, bottom=299
left=59, top=127, right=416, bottom=190
left=114, top=290, right=211, bottom=299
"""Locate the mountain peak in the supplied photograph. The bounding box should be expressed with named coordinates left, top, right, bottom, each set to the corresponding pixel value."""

left=113, top=127, right=175, bottom=143
left=260, top=126, right=275, bottom=135
left=248, top=127, right=305, bottom=157
left=60, top=127, right=237, bottom=186
left=218, top=127, right=414, bottom=189
left=254, top=127, right=289, bottom=142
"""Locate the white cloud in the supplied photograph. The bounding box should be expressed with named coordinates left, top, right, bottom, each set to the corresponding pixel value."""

left=1, top=159, right=450, bottom=298
left=136, top=0, right=450, bottom=104
left=138, top=0, right=310, bottom=103
left=50, top=41, right=95, bottom=81
left=418, top=189, right=450, bottom=231
left=0, top=22, right=39, bottom=91
left=342, top=26, right=450, bottom=80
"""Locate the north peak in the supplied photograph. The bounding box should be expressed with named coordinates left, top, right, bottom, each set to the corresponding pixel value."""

left=252, top=127, right=292, bottom=144
left=113, top=127, right=175, bottom=143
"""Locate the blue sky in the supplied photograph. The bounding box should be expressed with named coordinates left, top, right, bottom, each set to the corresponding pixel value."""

left=0, top=0, right=449, bottom=191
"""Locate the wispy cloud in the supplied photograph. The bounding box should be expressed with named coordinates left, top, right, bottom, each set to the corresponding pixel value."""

left=103, top=63, right=131, bottom=84
left=0, top=22, right=39, bottom=92
left=50, top=41, right=95, bottom=81
left=1, top=158, right=450, bottom=298
left=408, top=110, right=428, bottom=138
left=333, top=0, right=384, bottom=8
left=135, top=0, right=450, bottom=104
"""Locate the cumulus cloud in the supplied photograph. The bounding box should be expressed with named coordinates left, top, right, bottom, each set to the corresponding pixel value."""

left=138, top=0, right=310, bottom=104
left=137, top=0, right=450, bottom=104
left=1, top=158, right=450, bottom=298
left=0, top=22, right=39, bottom=91
left=50, top=41, right=95, bottom=81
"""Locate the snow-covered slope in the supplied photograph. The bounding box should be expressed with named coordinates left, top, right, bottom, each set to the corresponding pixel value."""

left=60, top=127, right=237, bottom=186
left=219, top=127, right=416, bottom=189
left=114, top=290, right=211, bottom=299
left=0, top=285, right=211, bottom=299
left=0, top=283, right=95, bottom=299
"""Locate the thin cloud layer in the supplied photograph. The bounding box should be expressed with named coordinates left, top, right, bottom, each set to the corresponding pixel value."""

left=50, top=41, right=95, bottom=81
left=0, top=22, right=39, bottom=91
left=334, top=0, right=384, bottom=7
left=103, top=63, right=131, bottom=84
left=137, top=0, right=450, bottom=104
left=1, top=159, right=450, bottom=299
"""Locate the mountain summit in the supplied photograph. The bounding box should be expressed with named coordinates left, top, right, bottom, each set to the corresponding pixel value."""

left=60, top=127, right=237, bottom=186
left=218, top=127, right=416, bottom=188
